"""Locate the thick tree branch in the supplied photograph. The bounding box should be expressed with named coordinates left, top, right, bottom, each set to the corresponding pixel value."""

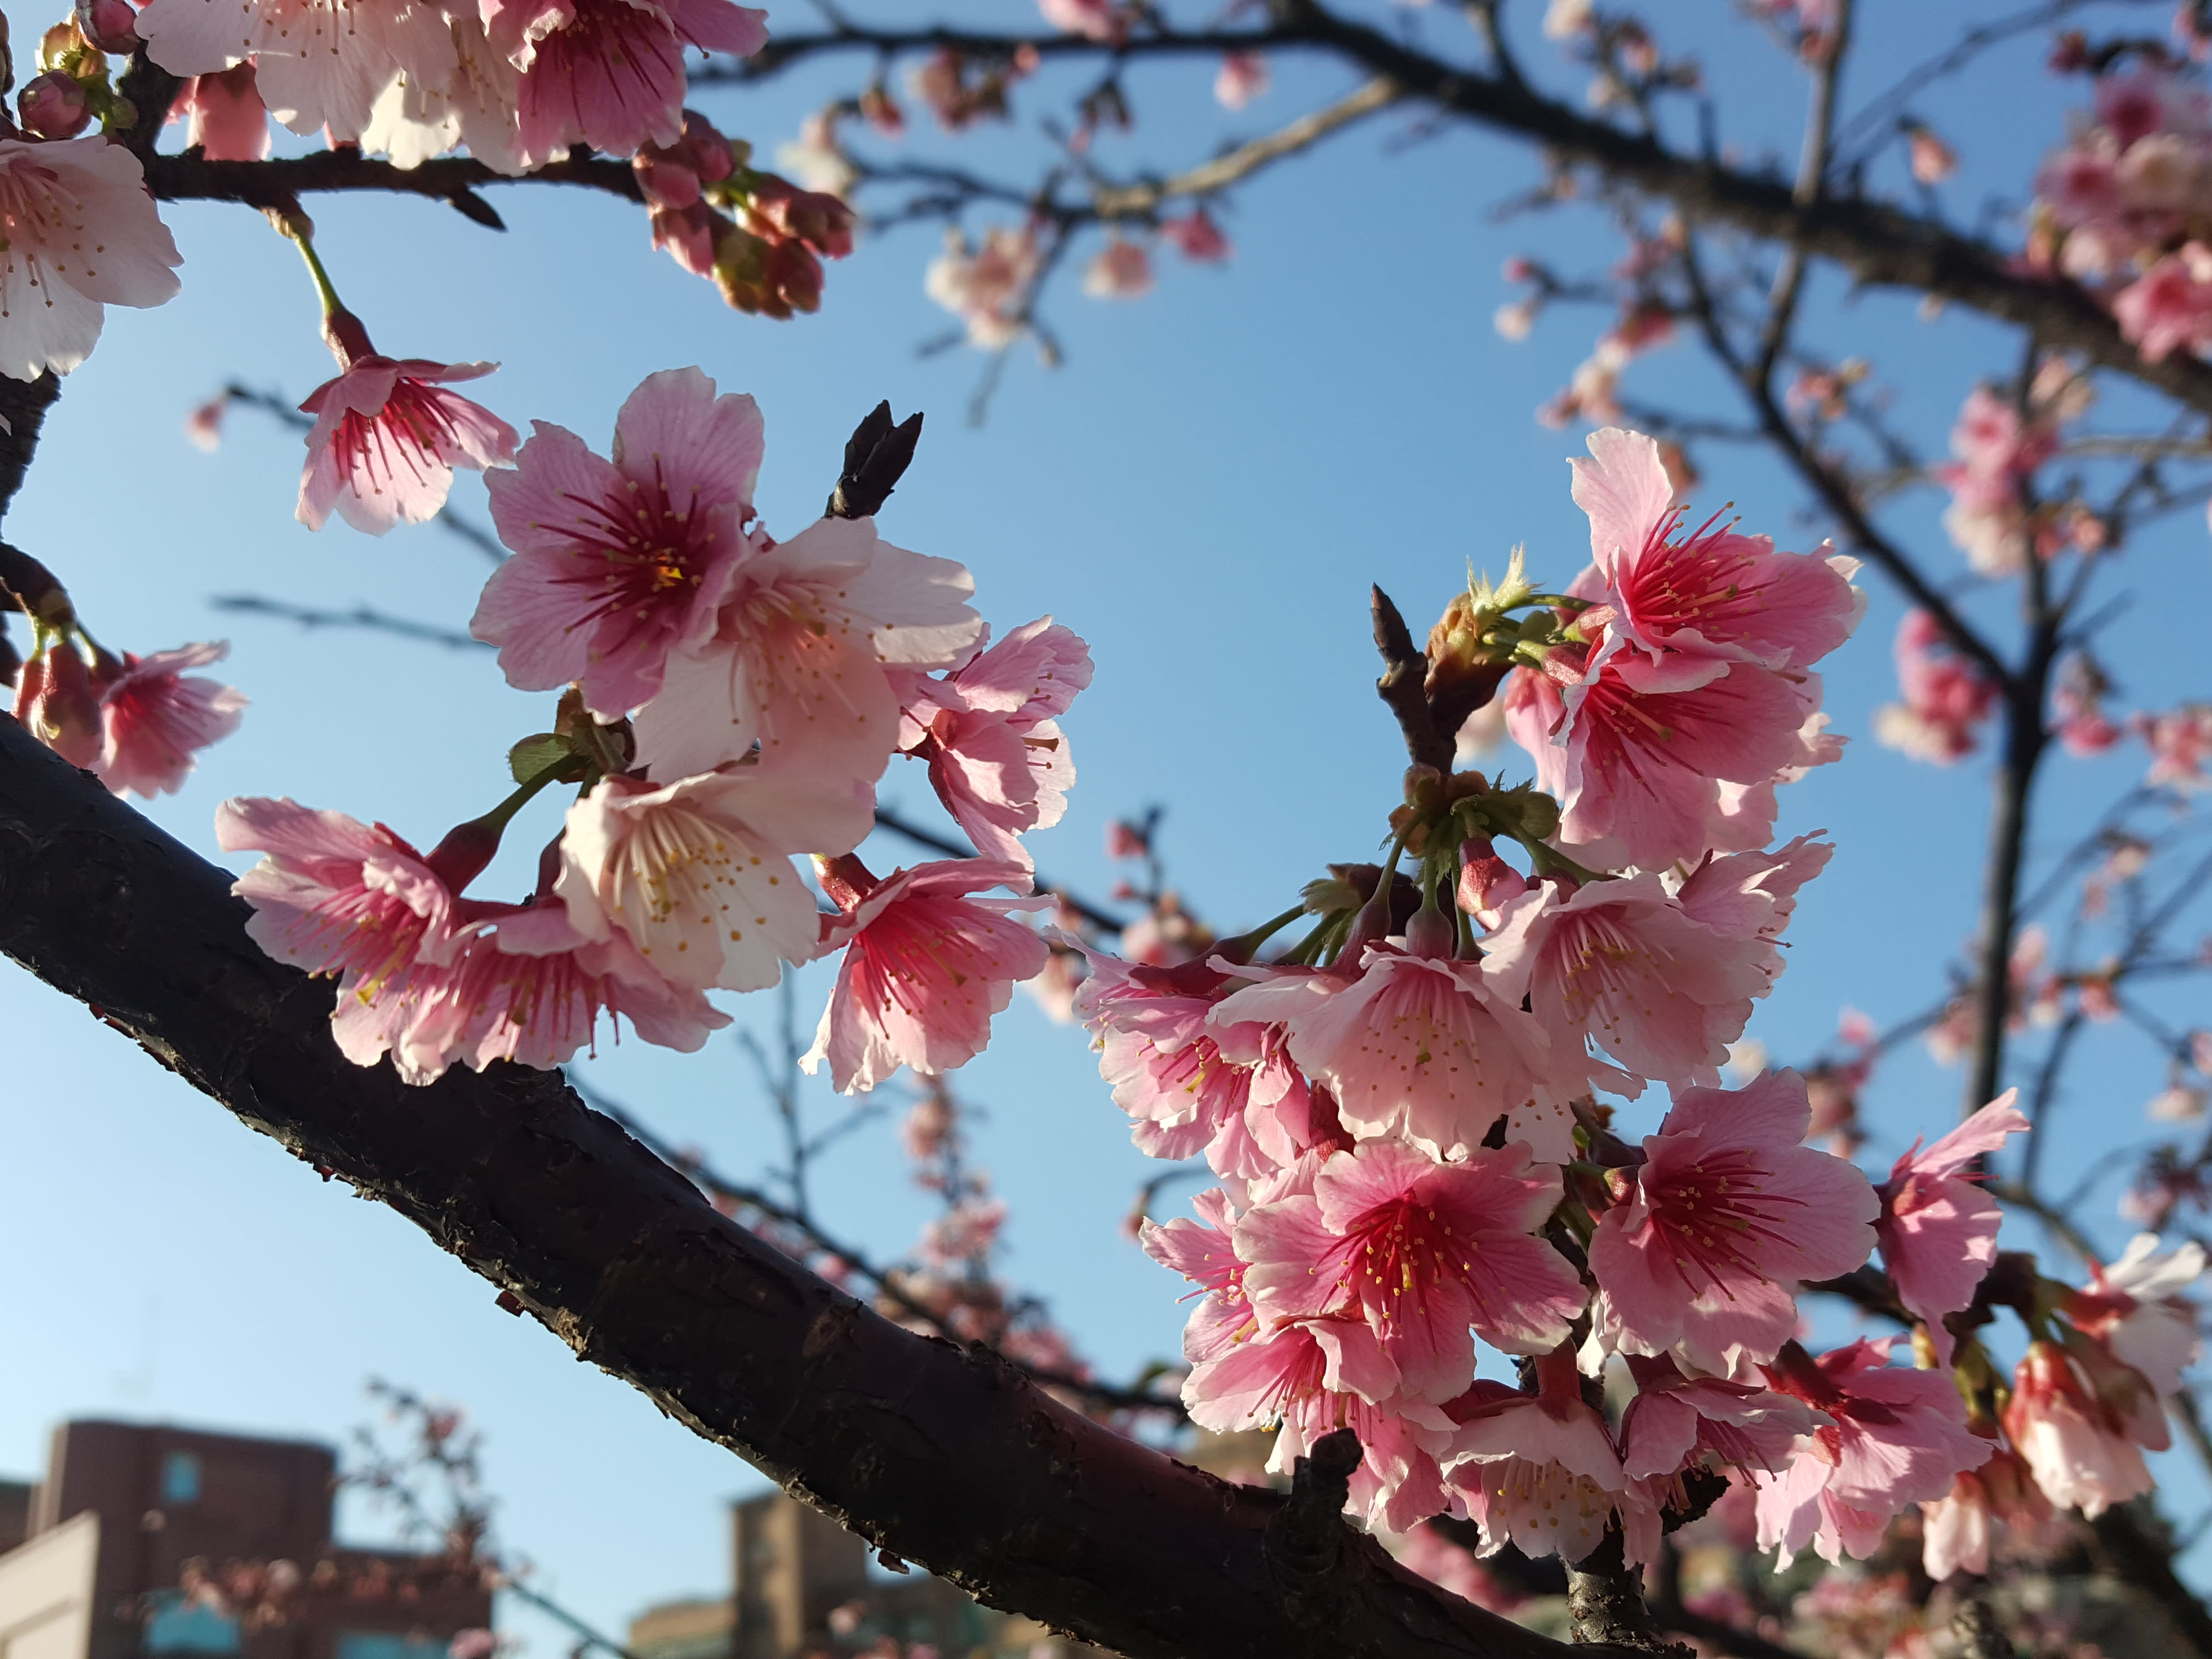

left=144, top=150, right=642, bottom=214
left=0, top=720, right=1626, bottom=1659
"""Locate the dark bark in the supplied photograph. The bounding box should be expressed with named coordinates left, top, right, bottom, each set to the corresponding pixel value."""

left=143, top=150, right=643, bottom=215
left=0, top=715, right=1640, bottom=1659
left=0, top=375, right=61, bottom=527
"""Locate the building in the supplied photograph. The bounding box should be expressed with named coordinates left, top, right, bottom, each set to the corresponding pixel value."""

left=0, top=1421, right=491, bottom=1659
left=627, top=1491, right=1119, bottom=1659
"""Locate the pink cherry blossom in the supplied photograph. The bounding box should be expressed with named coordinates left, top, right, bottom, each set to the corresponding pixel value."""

left=895, top=618, right=1092, bottom=874
left=1874, top=1090, right=2030, bottom=1364
left=2003, top=1339, right=2155, bottom=1518
left=1504, top=639, right=1834, bottom=873
left=139, top=0, right=460, bottom=142
left=332, top=900, right=728, bottom=1084
left=1238, top=1138, right=1586, bottom=1399
left=1215, top=51, right=1269, bottom=110
left=298, top=355, right=518, bottom=535
left=2115, top=243, right=2212, bottom=361
left=1919, top=1450, right=2053, bottom=1581
left=13, top=639, right=102, bottom=766
left=1444, top=1348, right=1652, bottom=1567
left=1214, top=943, right=1577, bottom=1163
left=168, top=65, right=272, bottom=159
left=360, top=17, right=528, bottom=174
left=1490, top=871, right=1775, bottom=1091
left=802, top=857, right=1050, bottom=1093
left=1617, top=1358, right=1824, bottom=1482
left=1159, top=208, right=1231, bottom=263
left=632, top=515, right=983, bottom=785
left=1672, top=832, right=1833, bottom=995
left=1875, top=609, right=1998, bottom=765
left=470, top=368, right=761, bottom=717
left=1756, top=1338, right=1994, bottom=1567
left=482, top=0, right=769, bottom=163
left=217, top=797, right=471, bottom=1000
left=0, top=136, right=183, bottom=381
left=1082, top=239, right=1154, bottom=300
left=553, top=766, right=874, bottom=994
left=925, top=225, right=1040, bottom=348
left=1037, top=0, right=1130, bottom=44
left=1075, top=950, right=1320, bottom=1180
left=2139, top=703, right=2212, bottom=792
left=1144, top=1184, right=1455, bottom=1531
left=92, top=641, right=248, bottom=799
left=2067, top=1234, right=2205, bottom=1399
left=1587, top=1070, right=1879, bottom=1375
left=1569, top=427, right=1862, bottom=673
left=1933, top=386, right=2060, bottom=576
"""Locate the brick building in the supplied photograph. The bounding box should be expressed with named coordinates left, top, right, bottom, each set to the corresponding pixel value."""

left=0, top=1421, right=491, bottom=1659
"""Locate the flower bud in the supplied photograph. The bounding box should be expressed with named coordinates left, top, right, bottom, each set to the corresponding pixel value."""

left=16, top=70, right=89, bottom=138
left=743, top=175, right=856, bottom=259
left=1455, top=837, right=1527, bottom=931
left=14, top=640, right=102, bottom=767
left=74, top=0, right=138, bottom=52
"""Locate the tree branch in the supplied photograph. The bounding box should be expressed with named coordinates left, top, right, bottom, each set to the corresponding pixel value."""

left=1, top=720, right=1622, bottom=1659
left=1092, top=77, right=1403, bottom=216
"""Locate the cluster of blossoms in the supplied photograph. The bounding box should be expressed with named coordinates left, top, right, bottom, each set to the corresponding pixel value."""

left=2033, top=63, right=2212, bottom=365
left=0, top=0, right=851, bottom=394
left=219, top=366, right=1090, bottom=1088
left=1054, top=429, right=2205, bottom=1577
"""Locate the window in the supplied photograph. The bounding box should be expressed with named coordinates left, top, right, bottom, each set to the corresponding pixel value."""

left=158, top=1453, right=200, bottom=1507
left=336, top=1632, right=449, bottom=1659
left=142, top=1595, right=238, bottom=1655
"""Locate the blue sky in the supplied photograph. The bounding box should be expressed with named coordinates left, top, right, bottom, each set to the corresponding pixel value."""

left=3, top=0, right=2211, bottom=1640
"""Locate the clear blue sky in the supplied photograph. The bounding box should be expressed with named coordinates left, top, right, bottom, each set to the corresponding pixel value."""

left=3, top=0, right=2210, bottom=1640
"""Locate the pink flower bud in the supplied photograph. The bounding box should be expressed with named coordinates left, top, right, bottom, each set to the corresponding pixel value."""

left=74, top=0, right=138, bottom=51
left=17, top=72, right=91, bottom=139
left=14, top=640, right=102, bottom=766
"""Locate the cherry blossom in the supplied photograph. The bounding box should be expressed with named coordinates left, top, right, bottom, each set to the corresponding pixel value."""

left=92, top=642, right=249, bottom=799
left=631, top=514, right=983, bottom=785
left=1037, top=0, right=1130, bottom=44
left=217, top=798, right=472, bottom=998
left=1919, top=1451, right=2053, bottom=1582
left=1756, top=1338, right=1993, bottom=1567
left=1504, top=637, right=1835, bottom=873
left=1568, top=426, right=1862, bottom=673
left=1213, top=941, right=1577, bottom=1162
left=1616, top=1359, right=1824, bottom=1482
left=553, top=766, right=874, bottom=994
left=1215, top=52, right=1269, bottom=110
left=894, top=618, right=1092, bottom=875
left=168, top=65, right=272, bottom=160
left=359, top=19, right=528, bottom=175
left=0, top=135, right=184, bottom=381
left=481, top=0, right=770, bottom=163
left=1874, top=1090, right=2030, bottom=1364
left=298, top=353, right=518, bottom=535
left=1083, top=239, right=1155, bottom=300
left=1145, top=1184, right=1456, bottom=1531
left=1491, top=871, right=1776, bottom=1091
left=1587, top=1070, right=1879, bottom=1375
left=1159, top=209, right=1231, bottom=263
left=139, top=0, right=460, bottom=143
left=1075, top=951, right=1319, bottom=1180
left=2138, top=703, right=2212, bottom=792
left=2003, top=1339, right=2155, bottom=1518
left=1672, top=833, right=1832, bottom=996
left=1444, top=1348, right=1652, bottom=1567
left=1932, top=385, right=2059, bottom=576
left=12, top=637, right=102, bottom=766
left=333, top=902, right=728, bottom=1084
left=1874, top=609, right=1998, bottom=765
left=926, top=225, right=1040, bottom=347
left=1238, top=1138, right=1586, bottom=1397
left=471, top=368, right=762, bottom=716
left=2066, top=1234, right=2205, bottom=1400
left=802, top=857, right=1050, bottom=1093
